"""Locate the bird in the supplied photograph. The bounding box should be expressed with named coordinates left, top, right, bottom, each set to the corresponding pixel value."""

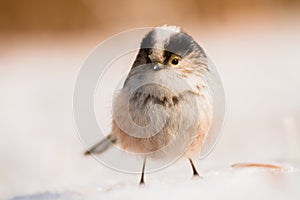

left=84, top=25, right=213, bottom=185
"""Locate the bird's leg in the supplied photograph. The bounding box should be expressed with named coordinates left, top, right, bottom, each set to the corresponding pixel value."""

left=139, top=157, right=147, bottom=185
left=188, top=158, right=199, bottom=177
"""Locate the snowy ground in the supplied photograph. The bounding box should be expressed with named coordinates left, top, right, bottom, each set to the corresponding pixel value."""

left=1, top=16, right=300, bottom=199
left=10, top=166, right=300, bottom=200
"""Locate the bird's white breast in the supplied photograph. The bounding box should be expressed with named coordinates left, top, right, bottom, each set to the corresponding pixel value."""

left=112, top=67, right=212, bottom=158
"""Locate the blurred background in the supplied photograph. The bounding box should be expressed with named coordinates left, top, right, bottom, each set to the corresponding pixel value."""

left=0, top=0, right=300, bottom=33
left=1, top=0, right=300, bottom=199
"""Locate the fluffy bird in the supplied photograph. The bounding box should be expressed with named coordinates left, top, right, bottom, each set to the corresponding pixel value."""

left=85, top=25, right=212, bottom=184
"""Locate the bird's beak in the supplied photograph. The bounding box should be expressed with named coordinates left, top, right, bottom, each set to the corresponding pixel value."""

left=153, top=63, right=164, bottom=71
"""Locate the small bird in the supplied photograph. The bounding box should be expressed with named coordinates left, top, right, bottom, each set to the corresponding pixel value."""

left=85, top=25, right=213, bottom=185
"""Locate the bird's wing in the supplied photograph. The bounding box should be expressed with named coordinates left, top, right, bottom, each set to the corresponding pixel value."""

left=84, top=134, right=117, bottom=155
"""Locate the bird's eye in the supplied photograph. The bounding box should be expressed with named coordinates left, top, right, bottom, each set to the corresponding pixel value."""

left=171, top=58, right=179, bottom=65
left=169, top=55, right=180, bottom=65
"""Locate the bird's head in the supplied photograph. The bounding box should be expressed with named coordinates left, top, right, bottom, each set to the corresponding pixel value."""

left=130, top=25, right=208, bottom=78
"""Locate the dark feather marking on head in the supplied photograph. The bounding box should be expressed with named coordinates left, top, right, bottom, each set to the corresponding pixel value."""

left=164, top=32, right=206, bottom=58
left=131, top=30, right=156, bottom=69
left=141, top=30, right=155, bottom=49
left=164, top=33, right=193, bottom=57
left=163, top=50, right=173, bottom=65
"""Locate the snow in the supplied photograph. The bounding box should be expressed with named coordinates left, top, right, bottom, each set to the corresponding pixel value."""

left=10, top=167, right=300, bottom=200
left=1, top=17, right=300, bottom=199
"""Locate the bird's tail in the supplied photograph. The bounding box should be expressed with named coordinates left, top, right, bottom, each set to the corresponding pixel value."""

left=84, top=134, right=117, bottom=156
